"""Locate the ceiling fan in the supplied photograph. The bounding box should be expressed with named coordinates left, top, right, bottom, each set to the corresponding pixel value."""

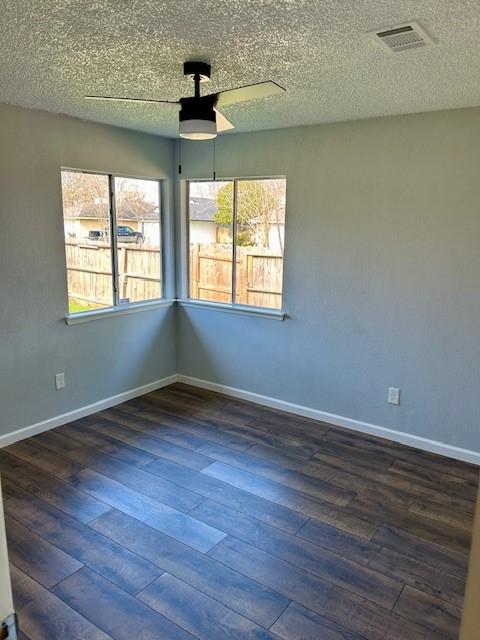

left=85, top=61, right=286, bottom=140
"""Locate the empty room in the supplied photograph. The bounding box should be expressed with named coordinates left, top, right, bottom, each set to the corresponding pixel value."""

left=1, top=2, right=480, bottom=639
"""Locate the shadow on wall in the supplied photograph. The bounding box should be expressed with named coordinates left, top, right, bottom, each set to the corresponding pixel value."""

left=121, top=304, right=178, bottom=387
left=94, top=304, right=178, bottom=397
left=176, top=308, right=218, bottom=383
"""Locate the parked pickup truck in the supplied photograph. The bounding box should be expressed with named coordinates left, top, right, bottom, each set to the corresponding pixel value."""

left=117, top=225, right=144, bottom=244
left=88, top=226, right=144, bottom=244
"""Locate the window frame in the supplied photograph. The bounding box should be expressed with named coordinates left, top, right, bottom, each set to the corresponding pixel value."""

left=61, top=168, right=166, bottom=318
left=185, top=176, right=287, bottom=315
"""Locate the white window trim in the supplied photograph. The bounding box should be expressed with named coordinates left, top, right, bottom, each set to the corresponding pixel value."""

left=184, top=176, right=287, bottom=314
left=65, top=298, right=283, bottom=324
left=61, top=168, right=166, bottom=318
left=177, top=299, right=286, bottom=320
left=65, top=299, right=175, bottom=325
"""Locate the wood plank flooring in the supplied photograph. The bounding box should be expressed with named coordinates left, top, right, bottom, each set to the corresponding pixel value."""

left=2, top=383, right=478, bottom=640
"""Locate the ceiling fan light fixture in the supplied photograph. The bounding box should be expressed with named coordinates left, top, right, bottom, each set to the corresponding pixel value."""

left=179, top=118, right=217, bottom=140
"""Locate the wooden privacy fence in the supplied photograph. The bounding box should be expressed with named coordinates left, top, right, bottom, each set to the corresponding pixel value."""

left=66, top=241, right=281, bottom=308
left=189, top=243, right=283, bottom=309
left=65, top=242, right=161, bottom=305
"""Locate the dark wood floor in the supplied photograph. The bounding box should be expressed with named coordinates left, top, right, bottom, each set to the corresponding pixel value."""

left=1, top=383, right=478, bottom=640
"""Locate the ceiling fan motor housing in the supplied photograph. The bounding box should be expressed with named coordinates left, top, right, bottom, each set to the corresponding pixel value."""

left=179, top=94, right=217, bottom=139
left=180, top=64, right=216, bottom=139
left=179, top=95, right=216, bottom=124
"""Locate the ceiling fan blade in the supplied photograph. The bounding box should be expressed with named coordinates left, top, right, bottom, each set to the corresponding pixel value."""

left=85, top=95, right=180, bottom=106
left=215, top=108, right=235, bottom=132
left=215, top=81, right=285, bottom=108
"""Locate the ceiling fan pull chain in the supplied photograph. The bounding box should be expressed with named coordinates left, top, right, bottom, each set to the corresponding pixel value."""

left=213, top=137, right=216, bottom=181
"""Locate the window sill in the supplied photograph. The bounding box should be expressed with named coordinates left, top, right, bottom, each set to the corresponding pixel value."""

left=178, top=299, right=286, bottom=321
left=65, top=299, right=175, bottom=325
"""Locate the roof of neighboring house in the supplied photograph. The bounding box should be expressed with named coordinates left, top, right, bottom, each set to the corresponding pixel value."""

left=189, top=196, right=217, bottom=222
left=189, top=196, right=285, bottom=225
left=64, top=204, right=159, bottom=221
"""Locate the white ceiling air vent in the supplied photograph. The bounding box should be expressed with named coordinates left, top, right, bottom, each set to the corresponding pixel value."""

left=369, top=22, right=435, bottom=53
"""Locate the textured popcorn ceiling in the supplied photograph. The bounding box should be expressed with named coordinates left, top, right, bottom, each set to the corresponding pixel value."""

left=1, top=1, right=480, bottom=137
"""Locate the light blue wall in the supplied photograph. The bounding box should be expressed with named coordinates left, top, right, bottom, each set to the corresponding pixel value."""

left=2, top=102, right=480, bottom=452
left=176, top=108, right=480, bottom=452
left=0, top=104, right=176, bottom=436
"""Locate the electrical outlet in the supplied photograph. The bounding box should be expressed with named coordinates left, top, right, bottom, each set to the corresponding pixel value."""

left=55, top=372, right=65, bottom=390
left=388, top=387, right=400, bottom=405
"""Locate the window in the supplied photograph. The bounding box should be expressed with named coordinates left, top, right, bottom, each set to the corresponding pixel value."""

left=61, top=170, right=162, bottom=314
left=188, top=178, right=286, bottom=310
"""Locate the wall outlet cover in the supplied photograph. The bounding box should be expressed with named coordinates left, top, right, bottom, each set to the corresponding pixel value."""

left=388, top=387, right=400, bottom=405
left=55, top=372, right=65, bottom=390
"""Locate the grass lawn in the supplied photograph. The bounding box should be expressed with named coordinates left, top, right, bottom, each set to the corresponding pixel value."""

left=68, top=298, right=101, bottom=314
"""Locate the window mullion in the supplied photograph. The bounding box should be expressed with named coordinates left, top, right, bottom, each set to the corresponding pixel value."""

left=185, top=180, right=191, bottom=300
left=231, top=179, right=238, bottom=305
left=108, top=175, right=120, bottom=306
left=158, top=180, right=165, bottom=299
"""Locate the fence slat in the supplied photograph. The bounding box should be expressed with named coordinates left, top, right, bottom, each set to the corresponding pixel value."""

left=65, top=241, right=282, bottom=310
left=65, top=242, right=161, bottom=304
left=189, top=243, right=283, bottom=309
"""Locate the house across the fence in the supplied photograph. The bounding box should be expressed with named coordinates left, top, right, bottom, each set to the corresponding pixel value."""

left=64, top=203, right=160, bottom=245
left=189, top=194, right=285, bottom=252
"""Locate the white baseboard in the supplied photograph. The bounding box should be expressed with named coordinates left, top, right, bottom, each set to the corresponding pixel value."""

left=0, top=374, right=178, bottom=448
left=3, top=371, right=479, bottom=466
left=177, top=374, right=480, bottom=466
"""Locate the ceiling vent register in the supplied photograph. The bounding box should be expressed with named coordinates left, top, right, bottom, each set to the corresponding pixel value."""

left=370, top=22, right=435, bottom=53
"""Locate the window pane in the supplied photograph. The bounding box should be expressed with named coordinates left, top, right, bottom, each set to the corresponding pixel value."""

left=61, top=170, right=113, bottom=313
left=114, top=177, right=162, bottom=303
left=189, top=181, right=233, bottom=303
left=235, top=178, right=286, bottom=309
